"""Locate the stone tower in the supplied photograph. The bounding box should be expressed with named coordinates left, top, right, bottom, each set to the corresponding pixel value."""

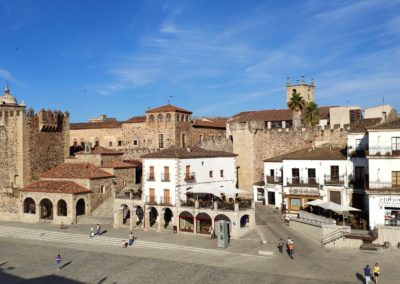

left=286, top=76, right=315, bottom=105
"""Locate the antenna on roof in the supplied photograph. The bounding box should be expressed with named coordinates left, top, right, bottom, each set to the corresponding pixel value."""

left=168, top=95, right=173, bottom=105
left=382, top=96, right=385, bottom=106
left=346, top=99, right=349, bottom=107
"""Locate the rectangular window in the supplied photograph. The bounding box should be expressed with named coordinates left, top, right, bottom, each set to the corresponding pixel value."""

left=308, top=168, right=316, bottom=184
left=199, top=135, right=203, bottom=143
left=95, top=141, right=99, bottom=147
left=182, top=134, right=186, bottom=147
left=392, top=171, right=400, bottom=189
left=331, top=166, right=339, bottom=179
left=164, top=189, right=170, bottom=204
left=209, top=171, right=213, bottom=178
left=290, top=198, right=301, bottom=211
left=133, top=140, right=138, bottom=146
left=118, top=140, right=122, bottom=146
left=382, top=111, right=387, bottom=119
left=149, top=166, right=154, bottom=180
left=271, top=121, right=282, bottom=129
left=185, top=165, right=190, bottom=179
left=149, top=188, right=155, bottom=203
left=270, top=169, right=274, bottom=177
left=109, top=141, right=113, bottom=147
left=164, top=166, right=170, bottom=181
left=391, top=137, right=400, bottom=151
left=220, top=170, right=224, bottom=177
left=158, top=134, right=164, bottom=149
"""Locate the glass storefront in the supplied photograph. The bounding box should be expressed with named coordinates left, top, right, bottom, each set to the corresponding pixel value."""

left=384, top=207, right=400, bottom=226
left=179, top=212, right=194, bottom=232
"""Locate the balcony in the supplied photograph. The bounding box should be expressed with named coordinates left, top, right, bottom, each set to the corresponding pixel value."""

left=161, top=173, right=170, bottom=182
left=146, top=174, right=155, bottom=182
left=145, top=195, right=156, bottom=205
left=180, top=199, right=195, bottom=207
left=184, top=173, right=196, bottom=183
left=286, top=177, right=319, bottom=187
left=266, top=176, right=283, bottom=184
left=368, top=181, right=400, bottom=191
left=115, top=191, right=142, bottom=200
left=159, top=196, right=171, bottom=206
left=368, top=147, right=400, bottom=157
left=349, top=179, right=367, bottom=189
left=324, top=175, right=345, bottom=186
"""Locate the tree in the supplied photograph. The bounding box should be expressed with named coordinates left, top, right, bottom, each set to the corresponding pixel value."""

left=287, top=92, right=307, bottom=130
left=304, top=101, right=320, bottom=127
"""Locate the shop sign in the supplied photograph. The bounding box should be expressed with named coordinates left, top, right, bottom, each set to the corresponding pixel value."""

left=377, top=196, right=400, bottom=207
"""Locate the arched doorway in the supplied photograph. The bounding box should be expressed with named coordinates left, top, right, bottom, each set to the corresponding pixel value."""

left=163, top=208, right=173, bottom=229
left=215, top=214, right=231, bottom=235
left=149, top=207, right=158, bottom=227
left=179, top=211, right=194, bottom=232
left=76, top=199, right=85, bottom=216
left=57, top=199, right=67, bottom=216
left=196, top=213, right=212, bottom=234
left=40, top=199, right=53, bottom=220
left=240, top=214, right=250, bottom=227
left=120, top=204, right=130, bottom=225
left=23, top=197, right=36, bottom=214
left=135, top=206, right=144, bottom=226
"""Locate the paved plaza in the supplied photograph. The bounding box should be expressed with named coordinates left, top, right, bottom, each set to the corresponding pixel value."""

left=0, top=206, right=399, bottom=283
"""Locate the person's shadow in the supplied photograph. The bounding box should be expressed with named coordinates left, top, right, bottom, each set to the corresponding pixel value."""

left=355, top=272, right=364, bottom=283
left=61, top=261, right=72, bottom=269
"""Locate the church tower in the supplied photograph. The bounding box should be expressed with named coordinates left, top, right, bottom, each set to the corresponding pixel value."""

left=286, top=76, right=315, bottom=106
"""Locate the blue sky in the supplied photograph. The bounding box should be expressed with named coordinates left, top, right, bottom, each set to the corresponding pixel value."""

left=0, top=0, right=399, bottom=122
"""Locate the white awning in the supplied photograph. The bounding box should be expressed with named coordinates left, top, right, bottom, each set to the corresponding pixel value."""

left=186, top=184, right=246, bottom=196
left=310, top=201, right=361, bottom=213
left=305, top=199, right=325, bottom=206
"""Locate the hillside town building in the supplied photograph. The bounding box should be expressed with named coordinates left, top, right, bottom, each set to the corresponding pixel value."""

left=114, top=146, right=255, bottom=239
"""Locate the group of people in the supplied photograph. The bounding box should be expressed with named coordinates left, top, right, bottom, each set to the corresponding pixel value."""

left=364, top=263, right=380, bottom=284
left=122, top=232, right=136, bottom=248
left=277, top=237, right=295, bottom=259
left=89, top=224, right=102, bottom=237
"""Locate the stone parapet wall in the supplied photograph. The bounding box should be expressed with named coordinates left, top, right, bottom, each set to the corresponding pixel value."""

left=375, top=226, right=400, bottom=246
left=0, top=192, right=19, bottom=217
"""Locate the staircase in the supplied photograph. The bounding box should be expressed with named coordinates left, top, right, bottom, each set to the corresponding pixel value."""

left=323, top=229, right=378, bottom=249
left=78, top=197, right=114, bottom=225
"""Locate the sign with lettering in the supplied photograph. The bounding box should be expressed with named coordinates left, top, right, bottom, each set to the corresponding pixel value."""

left=377, top=196, right=400, bottom=207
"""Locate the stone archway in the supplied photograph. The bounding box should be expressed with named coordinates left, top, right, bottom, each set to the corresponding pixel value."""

left=163, top=208, right=173, bottom=229
left=40, top=198, right=53, bottom=220
left=57, top=199, right=67, bottom=216
left=121, top=204, right=130, bottom=225
left=179, top=211, right=194, bottom=232
left=196, top=212, right=212, bottom=234
left=149, top=207, right=158, bottom=228
left=240, top=214, right=250, bottom=228
left=134, top=206, right=144, bottom=226
left=23, top=197, right=36, bottom=214
left=76, top=199, right=86, bottom=216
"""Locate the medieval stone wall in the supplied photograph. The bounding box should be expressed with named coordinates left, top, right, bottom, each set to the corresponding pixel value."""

left=102, top=168, right=136, bottom=193
left=229, top=120, right=349, bottom=191
left=89, top=178, right=115, bottom=210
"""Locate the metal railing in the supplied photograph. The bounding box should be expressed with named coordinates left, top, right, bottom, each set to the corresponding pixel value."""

left=159, top=196, right=171, bottom=205
left=322, top=228, right=348, bottom=245
left=180, top=199, right=195, bottom=207
left=184, top=173, right=196, bottom=183
left=349, top=179, right=367, bottom=189
left=146, top=174, right=155, bottom=181
left=238, top=199, right=252, bottom=210
left=286, top=177, right=319, bottom=187
left=145, top=195, right=156, bottom=204
left=368, top=181, right=400, bottom=191
left=324, top=175, right=345, bottom=186
left=115, top=191, right=142, bottom=200
left=217, top=201, right=234, bottom=211
left=368, top=146, right=400, bottom=157
left=198, top=200, right=214, bottom=208
left=266, top=176, right=283, bottom=184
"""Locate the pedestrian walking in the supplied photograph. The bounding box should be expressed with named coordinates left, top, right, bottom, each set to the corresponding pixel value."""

left=277, top=239, right=284, bottom=254
left=96, top=224, right=101, bottom=236
left=373, top=263, right=380, bottom=283
left=364, top=264, right=371, bottom=284
left=55, top=254, right=62, bottom=271
left=60, top=222, right=65, bottom=230
left=287, top=243, right=294, bottom=259
left=89, top=226, right=94, bottom=238
left=287, top=237, right=293, bottom=245
left=128, top=232, right=135, bottom=246
left=209, top=226, right=214, bottom=239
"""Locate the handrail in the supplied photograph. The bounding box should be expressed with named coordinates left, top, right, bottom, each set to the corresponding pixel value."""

left=322, top=228, right=347, bottom=245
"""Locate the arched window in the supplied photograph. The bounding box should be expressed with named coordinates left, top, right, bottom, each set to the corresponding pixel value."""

left=57, top=199, right=67, bottom=216
left=101, top=185, right=106, bottom=194
left=157, top=114, right=163, bottom=122
left=176, top=114, right=180, bottom=122
left=23, top=197, right=36, bottom=214
left=149, top=114, right=155, bottom=122
left=166, top=113, right=171, bottom=122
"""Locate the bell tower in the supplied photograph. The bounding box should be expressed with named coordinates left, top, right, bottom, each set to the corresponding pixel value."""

left=286, top=76, right=315, bottom=106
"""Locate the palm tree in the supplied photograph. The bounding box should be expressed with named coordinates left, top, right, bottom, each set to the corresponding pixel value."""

left=287, top=92, right=307, bottom=130
left=304, top=101, right=320, bottom=127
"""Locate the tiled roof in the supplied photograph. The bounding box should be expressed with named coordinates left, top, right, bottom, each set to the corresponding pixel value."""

left=349, top=118, right=382, bottom=133
left=21, top=180, right=92, bottom=194
left=230, top=106, right=333, bottom=123
left=367, top=116, right=400, bottom=130
left=75, top=146, right=123, bottom=156
left=70, top=121, right=122, bottom=130
left=264, top=147, right=347, bottom=162
left=146, top=104, right=192, bottom=114
left=40, top=163, right=115, bottom=179
left=123, top=160, right=142, bottom=167
left=102, top=161, right=137, bottom=169
left=192, top=118, right=227, bottom=129
left=141, top=146, right=237, bottom=159
left=124, top=115, right=146, bottom=123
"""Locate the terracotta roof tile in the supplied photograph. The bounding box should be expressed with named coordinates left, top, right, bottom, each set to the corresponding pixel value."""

left=123, top=160, right=142, bottom=167
left=367, top=116, right=400, bottom=130
left=21, top=180, right=92, bottom=194
left=230, top=106, right=334, bottom=123
left=146, top=104, right=192, bottom=114
left=141, top=146, right=237, bottom=159
left=264, top=147, right=347, bottom=162
left=70, top=121, right=122, bottom=130
left=124, top=115, right=146, bottom=123
left=349, top=118, right=382, bottom=133
left=75, top=146, right=123, bottom=156
left=192, top=118, right=227, bottom=129
left=101, top=161, right=137, bottom=169
left=40, top=163, right=115, bottom=179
